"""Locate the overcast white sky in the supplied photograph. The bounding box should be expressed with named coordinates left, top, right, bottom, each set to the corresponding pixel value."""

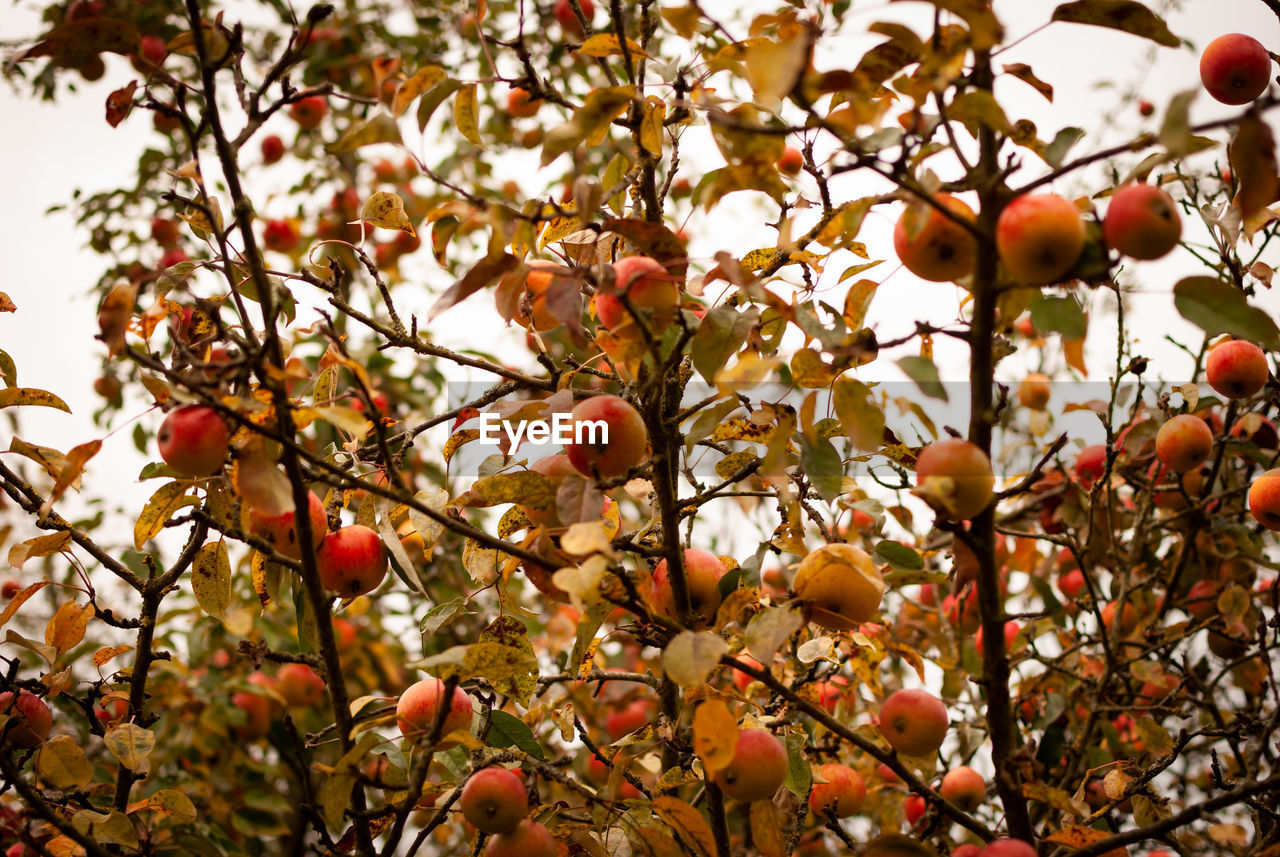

left=1, top=0, right=1278, bottom=525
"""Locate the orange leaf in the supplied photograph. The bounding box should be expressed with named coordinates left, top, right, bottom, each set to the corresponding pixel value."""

left=45, top=602, right=94, bottom=656
left=0, top=581, right=49, bottom=629
left=692, top=700, right=739, bottom=774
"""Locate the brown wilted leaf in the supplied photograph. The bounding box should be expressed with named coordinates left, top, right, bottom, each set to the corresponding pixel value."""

left=97, top=282, right=138, bottom=357
left=105, top=81, right=137, bottom=127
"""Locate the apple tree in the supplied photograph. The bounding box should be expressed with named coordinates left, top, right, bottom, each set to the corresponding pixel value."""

left=1, top=1, right=1279, bottom=856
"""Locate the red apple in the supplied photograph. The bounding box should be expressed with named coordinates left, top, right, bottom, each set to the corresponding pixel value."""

left=1103, top=184, right=1181, bottom=260
left=979, top=840, right=1037, bottom=857
left=158, top=405, right=230, bottom=477
left=595, top=255, right=680, bottom=332
left=904, top=793, right=927, bottom=825
left=1250, top=468, right=1280, bottom=529
left=1155, top=414, right=1213, bottom=472
left=316, top=525, right=388, bottom=598
left=507, top=87, right=540, bottom=119
left=776, top=146, right=803, bottom=176
left=1206, top=339, right=1269, bottom=399
left=563, top=394, right=648, bottom=478
left=248, top=490, right=328, bottom=560
left=554, top=0, right=595, bottom=37
left=151, top=217, right=180, bottom=247
left=1200, top=33, right=1272, bottom=105
left=914, top=439, right=995, bottom=521
left=808, top=762, right=865, bottom=818
left=461, top=766, right=528, bottom=834
left=289, top=95, right=329, bottom=130
left=1017, top=373, right=1051, bottom=410
left=485, top=819, right=558, bottom=857
left=893, top=193, right=978, bottom=283
left=605, top=698, right=653, bottom=741
left=263, top=218, right=301, bottom=253
left=793, top=542, right=885, bottom=630
left=277, top=663, right=326, bottom=707
left=650, top=549, right=727, bottom=629
left=260, top=134, right=285, bottom=164
left=0, top=690, right=52, bottom=748
left=939, top=765, right=985, bottom=811
left=995, top=193, right=1085, bottom=285
left=974, top=621, right=1019, bottom=660
left=712, top=728, right=788, bottom=802
left=878, top=688, right=948, bottom=757
left=1074, top=444, right=1108, bottom=489
left=396, top=678, right=473, bottom=747
left=230, top=688, right=273, bottom=740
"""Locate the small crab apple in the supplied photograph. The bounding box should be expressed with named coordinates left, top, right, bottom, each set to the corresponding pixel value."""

left=0, top=580, right=18, bottom=600
left=277, top=664, right=326, bottom=707
left=980, top=840, right=1037, bottom=857
left=563, top=394, right=648, bottom=478
left=793, top=543, right=885, bottom=630
left=893, top=193, right=977, bottom=282
left=914, top=439, right=995, bottom=521
left=485, top=819, right=558, bottom=857
left=248, top=490, right=328, bottom=560
left=1206, top=339, right=1269, bottom=399
left=808, top=763, right=865, bottom=818
left=396, top=678, right=472, bottom=747
left=1058, top=567, right=1086, bottom=600
left=1138, top=99, right=1155, bottom=117
left=230, top=688, right=273, bottom=740
left=904, top=793, right=927, bottom=825
left=595, top=255, right=679, bottom=332
left=316, top=525, right=388, bottom=598
left=158, top=405, right=229, bottom=477
left=878, top=688, right=948, bottom=757
left=460, top=766, right=528, bottom=834
left=651, top=549, right=727, bottom=629
left=0, top=690, right=52, bottom=748
left=939, top=765, right=986, bottom=812
left=974, top=621, right=1019, bottom=659
left=776, top=146, right=803, bottom=176
left=289, top=95, right=329, bottom=129
left=1248, top=468, right=1280, bottom=529
left=1074, top=444, right=1108, bottom=489
left=712, top=728, right=788, bottom=802
left=94, top=695, right=129, bottom=725
left=996, top=193, right=1085, bottom=285
left=1017, top=373, right=1051, bottom=410
left=1155, top=414, right=1214, bottom=472
left=1200, top=34, right=1272, bottom=105
left=260, top=134, right=285, bottom=164
left=262, top=218, right=301, bottom=253
left=732, top=654, right=763, bottom=693
left=506, top=87, right=540, bottom=119
left=605, top=697, right=654, bottom=740
left=554, top=0, right=595, bottom=37
left=151, top=216, right=180, bottom=247
left=1103, top=184, right=1182, bottom=260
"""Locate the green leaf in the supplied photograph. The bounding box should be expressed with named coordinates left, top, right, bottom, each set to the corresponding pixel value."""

left=1173, top=276, right=1280, bottom=350
left=690, top=306, right=760, bottom=382
left=873, top=540, right=923, bottom=570
left=800, top=436, right=843, bottom=502
left=782, top=731, right=811, bottom=797
left=1042, top=127, right=1085, bottom=169
left=1051, top=0, right=1180, bottom=47
left=832, top=378, right=884, bottom=452
left=1158, top=89, right=1197, bottom=157
left=1030, top=291, right=1088, bottom=339
left=324, top=112, right=403, bottom=154
left=662, top=631, right=727, bottom=687
left=0, top=349, right=15, bottom=388
left=897, top=356, right=948, bottom=401
left=416, top=79, right=464, bottom=133
left=487, top=711, right=546, bottom=759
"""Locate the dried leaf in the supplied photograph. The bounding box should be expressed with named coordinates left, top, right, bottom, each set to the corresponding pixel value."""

left=360, top=190, right=415, bottom=235
left=192, top=540, right=231, bottom=622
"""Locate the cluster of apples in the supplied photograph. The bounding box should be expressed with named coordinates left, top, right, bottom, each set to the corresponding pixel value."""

left=896, top=32, right=1273, bottom=287
left=230, top=664, right=327, bottom=739
left=155, top=406, right=389, bottom=597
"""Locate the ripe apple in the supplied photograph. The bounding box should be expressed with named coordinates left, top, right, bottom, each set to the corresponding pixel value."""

left=1102, top=599, right=1140, bottom=636
left=1200, top=33, right=1272, bottom=105
left=596, top=255, right=680, bottom=332
left=974, top=620, right=1019, bottom=659
left=939, top=765, right=985, bottom=811
left=1017, top=373, right=1051, bottom=410
left=332, top=617, right=358, bottom=652
left=1103, top=184, right=1181, bottom=260
left=712, top=728, right=788, bottom=802
left=263, top=218, right=301, bottom=253
left=979, top=840, right=1037, bottom=857
left=893, top=193, right=977, bottom=282
left=1155, top=414, right=1214, bottom=472
left=732, top=654, right=763, bottom=693
left=1138, top=99, right=1154, bottom=117
left=248, top=490, right=328, bottom=560
left=230, top=688, right=273, bottom=740
left=953, top=847, right=982, bottom=857
left=878, top=688, right=948, bottom=757
left=461, top=766, right=528, bottom=834
left=903, top=793, right=927, bottom=825
left=158, top=404, right=230, bottom=477
left=507, top=87, right=540, bottom=119
left=554, top=0, right=595, bottom=37
left=159, top=247, right=190, bottom=269
left=133, top=33, right=167, bottom=70
left=605, top=697, right=653, bottom=740
left=995, top=193, right=1085, bottom=285
left=1249, top=468, right=1280, bottom=529
left=793, top=542, right=885, bottom=630
left=1231, top=414, right=1279, bottom=449
left=943, top=586, right=982, bottom=634
left=289, top=95, right=329, bottom=129
left=485, top=819, right=558, bottom=857
left=396, top=678, right=473, bottom=746
left=1074, top=444, right=1107, bottom=489
left=277, top=663, right=326, bottom=707
left=776, top=146, right=803, bottom=176
left=1183, top=579, right=1221, bottom=623
left=808, top=762, right=865, bottom=818
left=522, top=454, right=581, bottom=528
left=0, top=580, right=18, bottom=600
left=151, top=217, right=180, bottom=247
left=316, top=525, right=388, bottom=598
left=1206, top=339, right=1269, bottom=399
left=94, top=695, right=129, bottom=726
left=0, top=690, right=52, bottom=748
left=513, top=260, right=565, bottom=332
left=913, top=438, right=995, bottom=521
left=1058, top=567, right=1086, bottom=600
left=260, top=134, right=285, bottom=164
left=650, top=548, right=728, bottom=629
left=563, top=394, right=649, bottom=478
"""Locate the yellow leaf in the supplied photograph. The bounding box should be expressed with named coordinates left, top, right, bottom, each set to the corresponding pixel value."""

left=842, top=279, right=878, bottom=330
left=92, top=645, right=131, bottom=668
left=653, top=796, right=715, bottom=857
left=325, top=112, right=403, bottom=154
left=9, top=531, right=72, bottom=571
left=45, top=601, right=93, bottom=656
left=576, top=33, right=649, bottom=59
left=392, top=66, right=446, bottom=116
left=127, top=788, right=198, bottom=822
left=104, top=723, right=155, bottom=770
left=40, top=439, right=101, bottom=518
left=749, top=801, right=786, bottom=857
left=692, top=701, right=738, bottom=773
left=192, top=540, right=231, bottom=622
left=454, top=84, right=483, bottom=146
left=133, top=481, right=196, bottom=550
left=743, top=34, right=808, bottom=109
left=662, top=631, right=727, bottom=687
left=360, top=190, right=415, bottom=235
left=0, top=387, right=71, bottom=413
left=37, top=735, right=94, bottom=790
left=0, top=582, right=48, bottom=630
